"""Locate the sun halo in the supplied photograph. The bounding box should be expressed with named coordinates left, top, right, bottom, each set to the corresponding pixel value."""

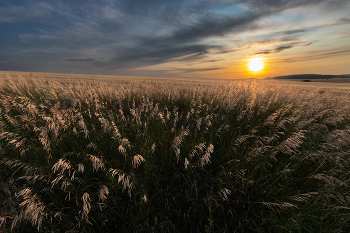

left=248, top=58, right=264, bottom=72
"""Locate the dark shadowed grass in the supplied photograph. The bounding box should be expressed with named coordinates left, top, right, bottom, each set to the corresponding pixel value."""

left=1, top=73, right=350, bottom=232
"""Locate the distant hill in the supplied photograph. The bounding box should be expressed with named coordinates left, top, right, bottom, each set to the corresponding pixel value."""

left=267, top=74, right=350, bottom=80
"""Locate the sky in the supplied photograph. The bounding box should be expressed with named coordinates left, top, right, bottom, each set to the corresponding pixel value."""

left=0, top=0, right=350, bottom=79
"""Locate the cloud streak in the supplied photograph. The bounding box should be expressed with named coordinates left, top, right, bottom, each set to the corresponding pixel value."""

left=282, top=48, right=350, bottom=63
left=255, top=43, right=303, bottom=55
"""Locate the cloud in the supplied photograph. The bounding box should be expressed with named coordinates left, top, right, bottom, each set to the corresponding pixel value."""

left=282, top=48, right=350, bottom=62
left=274, top=44, right=295, bottom=52
left=281, top=29, right=307, bottom=35
left=0, top=2, right=53, bottom=22
left=239, top=0, right=350, bottom=12
left=92, top=44, right=216, bottom=70
left=176, top=67, right=223, bottom=73
left=65, top=58, right=96, bottom=62
left=337, top=17, right=350, bottom=24
left=161, top=0, right=343, bottom=45
left=255, top=43, right=297, bottom=55
left=170, top=14, right=261, bottom=42
left=203, top=59, right=225, bottom=63
left=248, top=37, right=300, bottom=46
left=255, top=50, right=272, bottom=55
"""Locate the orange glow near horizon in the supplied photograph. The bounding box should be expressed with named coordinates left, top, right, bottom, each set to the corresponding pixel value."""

left=248, top=57, right=265, bottom=73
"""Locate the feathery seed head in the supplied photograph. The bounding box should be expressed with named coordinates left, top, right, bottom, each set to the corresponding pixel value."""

left=132, top=154, right=145, bottom=168
left=87, top=154, right=105, bottom=172
left=98, top=185, right=109, bottom=202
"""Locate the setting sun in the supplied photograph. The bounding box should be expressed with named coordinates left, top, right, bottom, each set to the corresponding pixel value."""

left=248, top=58, right=264, bottom=72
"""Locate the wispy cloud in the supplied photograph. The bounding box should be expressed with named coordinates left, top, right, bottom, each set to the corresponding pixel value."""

left=337, top=17, right=350, bottom=24
left=255, top=44, right=295, bottom=55
left=65, top=58, right=96, bottom=63
left=176, top=67, right=223, bottom=73
left=0, top=2, right=53, bottom=22
left=282, top=48, right=350, bottom=63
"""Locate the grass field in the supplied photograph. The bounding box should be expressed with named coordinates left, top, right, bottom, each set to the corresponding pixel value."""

left=1, top=72, right=350, bottom=232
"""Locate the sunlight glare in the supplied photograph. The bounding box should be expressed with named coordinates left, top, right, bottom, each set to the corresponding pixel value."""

left=248, top=58, right=264, bottom=72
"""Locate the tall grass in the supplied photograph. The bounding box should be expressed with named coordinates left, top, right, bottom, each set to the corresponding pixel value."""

left=1, top=73, right=350, bottom=232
